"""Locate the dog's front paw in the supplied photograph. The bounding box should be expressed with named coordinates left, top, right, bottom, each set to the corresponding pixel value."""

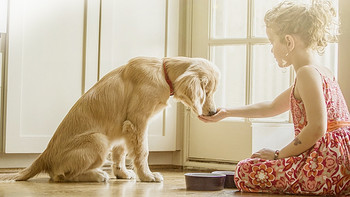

left=152, top=172, right=163, bottom=182
left=114, top=169, right=136, bottom=179
left=113, top=164, right=136, bottom=179
left=139, top=172, right=163, bottom=182
left=95, top=169, right=110, bottom=182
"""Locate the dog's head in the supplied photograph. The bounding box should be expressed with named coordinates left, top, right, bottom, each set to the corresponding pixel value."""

left=171, top=57, right=220, bottom=116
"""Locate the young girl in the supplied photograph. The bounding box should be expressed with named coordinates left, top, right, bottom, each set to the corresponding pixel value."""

left=199, top=0, right=349, bottom=195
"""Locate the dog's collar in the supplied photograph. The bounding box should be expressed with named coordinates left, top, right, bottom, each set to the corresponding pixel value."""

left=163, top=61, right=174, bottom=96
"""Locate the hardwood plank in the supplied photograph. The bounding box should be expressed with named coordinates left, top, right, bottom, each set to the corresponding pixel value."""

left=0, top=169, right=309, bottom=197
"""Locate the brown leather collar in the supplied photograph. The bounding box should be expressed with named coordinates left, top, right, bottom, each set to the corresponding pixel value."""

left=163, top=61, right=174, bottom=96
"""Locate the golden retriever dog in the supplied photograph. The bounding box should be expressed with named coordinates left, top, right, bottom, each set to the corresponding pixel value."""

left=0, top=56, right=219, bottom=182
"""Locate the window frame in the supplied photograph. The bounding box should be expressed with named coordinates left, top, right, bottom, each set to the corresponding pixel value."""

left=203, top=0, right=338, bottom=123
left=207, top=0, right=294, bottom=123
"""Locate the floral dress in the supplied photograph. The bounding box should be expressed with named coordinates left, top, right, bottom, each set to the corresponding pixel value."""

left=234, top=70, right=350, bottom=195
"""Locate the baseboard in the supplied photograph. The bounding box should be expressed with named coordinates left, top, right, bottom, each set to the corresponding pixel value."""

left=0, top=151, right=182, bottom=169
left=183, top=160, right=237, bottom=171
left=149, top=164, right=183, bottom=170
left=0, top=153, right=40, bottom=168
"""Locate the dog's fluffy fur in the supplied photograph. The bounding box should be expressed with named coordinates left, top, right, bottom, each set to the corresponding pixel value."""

left=0, top=57, right=220, bottom=182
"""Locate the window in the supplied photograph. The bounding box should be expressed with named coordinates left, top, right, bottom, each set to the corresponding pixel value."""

left=207, top=0, right=338, bottom=122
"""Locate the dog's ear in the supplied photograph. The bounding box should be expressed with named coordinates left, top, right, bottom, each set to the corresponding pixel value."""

left=174, top=72, right=204, bottom=115
left=200, top=77, right=209, bottom=90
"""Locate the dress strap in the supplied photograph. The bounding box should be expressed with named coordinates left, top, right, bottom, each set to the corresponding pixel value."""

left=310, top=65, right=335, bottom=81
left=327, top=121, right=350, bottom=132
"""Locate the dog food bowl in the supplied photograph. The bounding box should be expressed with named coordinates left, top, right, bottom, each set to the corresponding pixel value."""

left=212, top=171, right=236, bottom=188
left=184, top=173, right=226, bottom=191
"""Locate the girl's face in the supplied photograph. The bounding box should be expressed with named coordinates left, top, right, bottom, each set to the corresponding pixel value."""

left=266, top=28, right=291, bottom=68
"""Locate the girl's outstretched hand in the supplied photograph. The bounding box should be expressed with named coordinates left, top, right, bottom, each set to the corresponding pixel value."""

left=198, top=108, right=227, bottom=123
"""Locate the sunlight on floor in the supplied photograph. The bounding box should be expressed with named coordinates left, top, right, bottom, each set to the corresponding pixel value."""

left=0, top=169, right=309, bottom=197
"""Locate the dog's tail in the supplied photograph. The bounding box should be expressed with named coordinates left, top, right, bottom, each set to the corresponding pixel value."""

left=0, top=154, right=46, bottom=182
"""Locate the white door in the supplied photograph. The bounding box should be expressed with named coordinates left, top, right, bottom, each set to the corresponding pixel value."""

left=5, top=0, right=86, bottom=153
left=4, top=0, right=179, bottom=154
left=99, top=0, right=179, bottom=151
left=185, top=0, right=338, bottom=167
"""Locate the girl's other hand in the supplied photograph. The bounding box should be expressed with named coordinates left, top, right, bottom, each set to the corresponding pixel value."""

left=251, top=148, right=275, bottom=160
left=198, top=108, right=227, bottom=123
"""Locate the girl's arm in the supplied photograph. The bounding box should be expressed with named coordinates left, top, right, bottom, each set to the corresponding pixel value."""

left=252, top=66, right=327, bottom=159
left=198, top=86, right=292, bottom=123
left=278, top=66, right=327, bottom=158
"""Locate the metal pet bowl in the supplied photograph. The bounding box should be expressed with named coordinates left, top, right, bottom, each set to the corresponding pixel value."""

left=184, top=173, right=226, bottom=191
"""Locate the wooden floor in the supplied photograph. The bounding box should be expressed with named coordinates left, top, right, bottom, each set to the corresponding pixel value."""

left=0, top=168, right=309, bottom=197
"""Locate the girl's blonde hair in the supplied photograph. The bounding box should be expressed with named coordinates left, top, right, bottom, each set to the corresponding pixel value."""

left=264, top=0, right=339, bottom=55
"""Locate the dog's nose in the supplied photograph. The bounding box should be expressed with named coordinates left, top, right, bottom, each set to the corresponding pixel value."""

left=208, top=110, right=217, bottom=116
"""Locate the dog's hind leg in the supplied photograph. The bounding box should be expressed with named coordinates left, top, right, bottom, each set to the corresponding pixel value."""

left=50, top=132, right=110, bottom=182
left=111, top=145, right=136, bottom=179
left=69, top=169, right=109, bottom=182
left=122, top=120, right=163, bottom=182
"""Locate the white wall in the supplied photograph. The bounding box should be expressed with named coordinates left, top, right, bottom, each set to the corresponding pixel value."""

left=0, top=0, right=7, bottom=33
left=251, top=123, right=294, bottom=153
left=338, top=0, right=350, bottom=107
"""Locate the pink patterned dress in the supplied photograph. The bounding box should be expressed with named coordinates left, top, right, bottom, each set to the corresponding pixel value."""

left=234, top=70, right=350, bottom=195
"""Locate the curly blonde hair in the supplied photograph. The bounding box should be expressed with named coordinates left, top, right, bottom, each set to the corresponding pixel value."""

left=264, top=0, right=339, bottom=55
